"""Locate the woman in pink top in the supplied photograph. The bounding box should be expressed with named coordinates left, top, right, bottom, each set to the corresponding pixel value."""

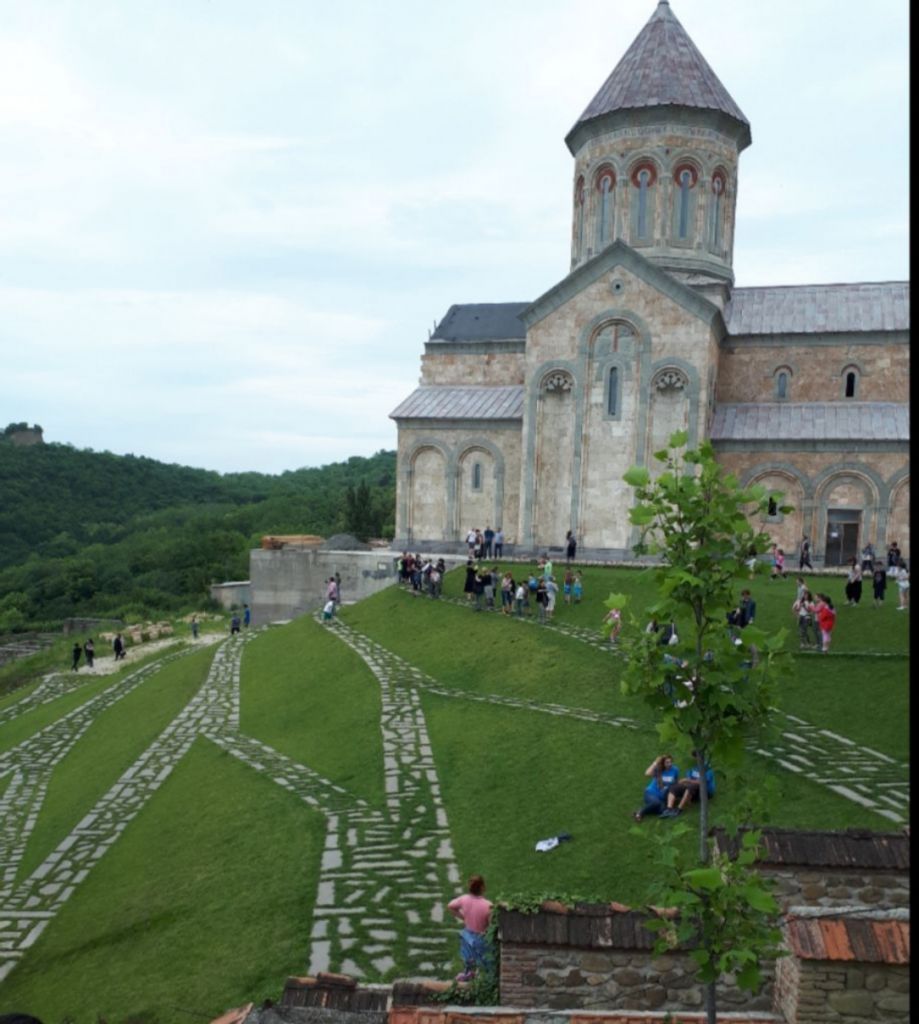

left=447, top=874, right=493, bottom=982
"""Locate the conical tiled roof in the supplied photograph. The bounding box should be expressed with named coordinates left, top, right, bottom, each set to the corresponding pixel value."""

left=567, top=1, right=750, bottom=148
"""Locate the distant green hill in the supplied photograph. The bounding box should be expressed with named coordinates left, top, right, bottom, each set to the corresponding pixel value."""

left=0, top=441, right=395, bottom=628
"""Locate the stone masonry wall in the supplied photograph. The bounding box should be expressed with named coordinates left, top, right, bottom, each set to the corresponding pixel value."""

left=763, top=867, right=909, bottom=912
left=716, top=342, right=909, bottom=404
left=499, top=942, right=774, bottom=1014
left=773, top=955, right=909, bottom=1023
left=420, top=352, right=525, bottom=387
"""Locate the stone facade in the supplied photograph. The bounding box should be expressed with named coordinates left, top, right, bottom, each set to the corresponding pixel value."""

left=390, top=4, right=909, bottom=564
left=762, top=867, right=909, bottom=912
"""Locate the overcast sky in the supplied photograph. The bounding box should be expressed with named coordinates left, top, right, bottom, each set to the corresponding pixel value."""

left=0, top=0, right=909, bottom=475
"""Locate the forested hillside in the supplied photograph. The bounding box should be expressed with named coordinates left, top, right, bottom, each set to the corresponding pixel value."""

left=0, top=441, right=395, bottom=629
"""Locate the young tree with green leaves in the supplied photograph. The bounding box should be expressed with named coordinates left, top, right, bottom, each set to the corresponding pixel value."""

left=607, top=433, right=791, bottom=1023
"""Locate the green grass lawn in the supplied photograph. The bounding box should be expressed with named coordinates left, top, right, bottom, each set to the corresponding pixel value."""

left=15, top=647, right=215, bottom=882
left=0, top=564, right=908, bottom=1019
left=0, top=736, right=324, bottom=1024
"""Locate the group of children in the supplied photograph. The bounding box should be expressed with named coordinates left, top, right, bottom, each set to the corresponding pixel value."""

left=461, top=557, right=585, bottom=621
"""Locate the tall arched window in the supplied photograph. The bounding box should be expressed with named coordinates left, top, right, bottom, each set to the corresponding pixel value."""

left=673, top=164, right=698, bottom=242
left=777, top=371, right=789, bottom=400
left=709, top=170, right=726, bottom=251
left=843, top=367, right=859, bottom=398
left=472, top=461, right=482, bottom=490
left=630, top=162, right=657, bottom=243
left=596, top=168, right=616, bottom=248
left=607, top=366, right=619, bottom=416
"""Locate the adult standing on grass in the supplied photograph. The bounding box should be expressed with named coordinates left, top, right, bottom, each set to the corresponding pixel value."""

left=464, top=558, right=477, bottom=601
left=566, top=529, right=577, bottom=564
left=484, top=525, right=495, bottom=558
left=872, top=565, right=887, bottom=608
left=447, top=875, right=493, bottom=982
left=887, top=541, right=901, bottom=570
left=861, top=542, right=876, bottom=573
left=494, top=527, right=504, bottom=558
left=545, top=575, right=558, bottom=620
left=71, top=642, right=81, bottom=672
left=793, top=583, right=817, bottom=649
left=83, top=638, right=95, bottom=668
left=465, top=528, right=477, bottom=556
left=844, top=559, right=862, bottom=606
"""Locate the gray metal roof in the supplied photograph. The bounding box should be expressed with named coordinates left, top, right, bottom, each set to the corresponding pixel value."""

left=710, top=403, right=909, bottom=442
left=389, top=386, right=525, bottom=421
left=571, top=1, right=749, bottom=137
left=725, top=282, right=910, bottom=336
left=431, top=303, right=528, bottom=343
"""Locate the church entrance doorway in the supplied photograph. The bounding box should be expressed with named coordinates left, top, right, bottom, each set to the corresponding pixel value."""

left=824, top=509, right=861, bottom=566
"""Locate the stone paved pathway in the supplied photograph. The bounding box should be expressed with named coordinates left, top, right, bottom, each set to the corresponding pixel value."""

left=0, top=627, right=462, bottom=983
left=398, top=588, right=910, bottom=824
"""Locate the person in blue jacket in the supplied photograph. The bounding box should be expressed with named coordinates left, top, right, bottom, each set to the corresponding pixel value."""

left=632, top=753, right=680, bottom=822
left=660, top=753, right=715, bottom=818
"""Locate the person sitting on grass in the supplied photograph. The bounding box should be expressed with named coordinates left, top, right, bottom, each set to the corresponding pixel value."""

left=447, top=874, right=493, bottom=982
left=660, top=756, right=715, bottom=818
left=633, top=753, right=680, bottom=822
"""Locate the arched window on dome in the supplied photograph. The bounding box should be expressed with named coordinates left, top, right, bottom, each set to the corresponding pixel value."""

left=595, top=168, right=616, bottom=248
left=575, top=176, right=586, bottom=259
left=708, top=170, right=726, bottom=253
left=773, top=365, right=793, bottom=401
left=672, top=164, right=698, bottom=243
left=630, top=162, right=657, bottom=243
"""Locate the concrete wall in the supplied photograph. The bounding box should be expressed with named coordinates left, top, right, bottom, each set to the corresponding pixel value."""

left=209, top=581, right=251, bottom=610
left=250, top=548, right=403, bottom=623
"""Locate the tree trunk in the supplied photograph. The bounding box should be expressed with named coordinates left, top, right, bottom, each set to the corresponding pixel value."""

left=705, top=978, right=717, bottom=1024
left=697, top=748, right=710, bottom=864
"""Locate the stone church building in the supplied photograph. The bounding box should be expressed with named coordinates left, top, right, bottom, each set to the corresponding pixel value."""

left=390, top=1, right=909, bottom=565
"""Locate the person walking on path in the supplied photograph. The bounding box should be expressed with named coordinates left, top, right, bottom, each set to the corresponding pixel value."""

left=230, top=614, right=241, bottom=635
left=844, top=559, right=863, bottom=606
left=191, top=615, right=199, bottom=639
left=83, top=638, right=95, bottom=668
left=565, top=530, right=577, bottom=564
left=603, top=606, right=622, bottom=645
left=71, top=642, right=81, bottom=672
left=447, top=875, right=493, bottom=982
left=872, top=566, right=887, bottom=608
left=113, top=633, right=126, bottom=660
left=243, top=603, right=251, bottom=628
left=799, top=535, right=813, bottom=571
left=493, top=527, right=504, bottom=558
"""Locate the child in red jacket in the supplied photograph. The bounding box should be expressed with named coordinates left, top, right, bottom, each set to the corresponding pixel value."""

left=812, top=594, right=836, bottom=653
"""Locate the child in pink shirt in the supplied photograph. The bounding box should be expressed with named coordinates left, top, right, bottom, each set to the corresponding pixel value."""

left=447, top=875, right=493, bottom=981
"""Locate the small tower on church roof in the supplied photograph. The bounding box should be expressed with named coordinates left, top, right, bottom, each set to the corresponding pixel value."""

left=565, top=1, right=750, bottom=296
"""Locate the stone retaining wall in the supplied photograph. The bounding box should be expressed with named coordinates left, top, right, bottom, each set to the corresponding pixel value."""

left=763, top=867, right=909, bottom=911
left=773, top=955, right=909, bottom=1023
left=497, top=905, right=774, bottom=1014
